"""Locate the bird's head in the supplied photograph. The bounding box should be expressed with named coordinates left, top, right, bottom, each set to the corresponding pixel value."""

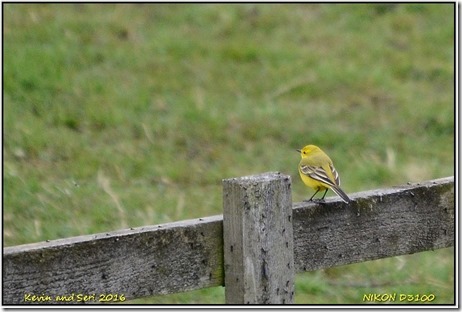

left=296, top=145, right=321, bottom=158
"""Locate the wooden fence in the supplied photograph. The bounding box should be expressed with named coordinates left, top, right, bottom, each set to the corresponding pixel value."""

left=3, top=173, right=454, bottom=304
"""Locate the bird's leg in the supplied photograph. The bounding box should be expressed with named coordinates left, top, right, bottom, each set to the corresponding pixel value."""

left=306, top=188, right=320, bottom=202
left=305, top=188, right=327, bottom=203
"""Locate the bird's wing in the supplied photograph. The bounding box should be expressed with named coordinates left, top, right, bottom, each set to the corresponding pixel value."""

left=299, top=163, right=338, bottom=188
left=329, top=163, right=341, bottom=186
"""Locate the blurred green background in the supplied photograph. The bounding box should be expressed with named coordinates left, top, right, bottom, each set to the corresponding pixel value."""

left=3, top=3, right=454, bottom=304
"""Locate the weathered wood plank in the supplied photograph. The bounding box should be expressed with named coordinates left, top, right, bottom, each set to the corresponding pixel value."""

left=223, top=172, right=294, bottom=304
left=293, top=176, right=454, bottom=272
left=3, top=215, right=224, bottom=304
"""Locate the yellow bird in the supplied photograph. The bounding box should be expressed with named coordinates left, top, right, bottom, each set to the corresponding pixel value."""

left=297, top=145, right=351, bottom=203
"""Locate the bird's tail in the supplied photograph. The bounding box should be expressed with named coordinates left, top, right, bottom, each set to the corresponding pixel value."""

left=330, top=185, right=351, bottom=204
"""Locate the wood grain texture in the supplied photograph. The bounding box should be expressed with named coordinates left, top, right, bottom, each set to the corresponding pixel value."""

left=293, top=176, right=454, bottom=272
left=3, top=215, right=224, bottom=304
left=223, top=172, right=294, bottom=304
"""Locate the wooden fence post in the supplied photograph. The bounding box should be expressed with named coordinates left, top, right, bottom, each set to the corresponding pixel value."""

left=223, top=172, right=294, bottom=304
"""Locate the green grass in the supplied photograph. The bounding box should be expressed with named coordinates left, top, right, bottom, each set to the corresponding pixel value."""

left=4, top=3, right=454, bottom=305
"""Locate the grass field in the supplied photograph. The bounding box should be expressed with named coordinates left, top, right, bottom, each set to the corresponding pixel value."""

left=3, top=3, right=454, bottom=304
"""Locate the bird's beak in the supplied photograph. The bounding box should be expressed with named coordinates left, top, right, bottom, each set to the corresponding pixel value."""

left=296, top=149, right=301, bottom=153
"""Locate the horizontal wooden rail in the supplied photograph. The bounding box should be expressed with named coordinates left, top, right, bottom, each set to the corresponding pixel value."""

left=3, top=216, right=224, bottom=304
left=292, top=176, right=454, bottom=272
left=3, top=176, right=454, bottom=304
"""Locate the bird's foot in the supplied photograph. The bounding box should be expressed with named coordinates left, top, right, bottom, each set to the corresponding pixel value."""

left=303, top=198, right=326, bottom=203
